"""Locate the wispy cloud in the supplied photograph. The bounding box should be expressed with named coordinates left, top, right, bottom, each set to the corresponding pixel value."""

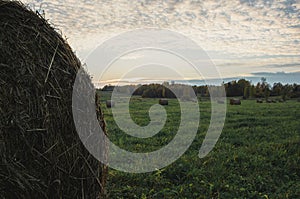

left=119, top=53, right=145, bottom=60
left=22, top=0, right=300, bottom=82
left=263, top=63, right=300, bottom=68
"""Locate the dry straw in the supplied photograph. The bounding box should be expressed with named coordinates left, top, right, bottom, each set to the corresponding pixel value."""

left=0, top=1, right=107, bottom=198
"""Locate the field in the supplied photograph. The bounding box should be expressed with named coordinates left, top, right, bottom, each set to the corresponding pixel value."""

left=98, top=91, right=300, bottom=198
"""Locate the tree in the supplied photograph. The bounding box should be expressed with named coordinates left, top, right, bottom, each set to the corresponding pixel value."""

left=261, top=77, right=267, bottom=85
left=243, top=86, right=250, bottom=99
left=258, top=77, right=270, bottom=100
left=282, top=84, right=293, bottom=100
left=162, top=86, right=166, bottom=98
left=265, top=87, right=270, bottom=100
left=272, top=82, right=283, bottom=96
left=249, top=85, right=255, bottom=98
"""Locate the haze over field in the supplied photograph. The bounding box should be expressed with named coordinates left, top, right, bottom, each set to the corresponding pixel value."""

left=22, top=0, right=300, bottom=85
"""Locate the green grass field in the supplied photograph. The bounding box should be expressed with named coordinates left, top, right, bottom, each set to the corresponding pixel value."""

left=99, top=91, right=300, bottom=198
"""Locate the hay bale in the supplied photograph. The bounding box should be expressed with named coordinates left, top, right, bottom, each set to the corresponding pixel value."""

left=230, top=98, right=241, bottom=105
left=0, top=1, right=107, bottom=198
left=159, top=99, right=168, bottom=105
left=256, top=99, right=263, bottom=103
left=266, top=99, right=272, bottom=103
left=279, top=99, right=285, bottom=103
left=217, top=99, right=225, bottom=104
left=106, top=100, right=115, bottom=108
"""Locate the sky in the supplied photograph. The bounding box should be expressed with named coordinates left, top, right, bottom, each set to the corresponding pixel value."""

left=22, top=0, right=300, bottom=86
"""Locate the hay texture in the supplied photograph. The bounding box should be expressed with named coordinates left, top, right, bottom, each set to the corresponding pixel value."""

left=0, top=1, right=107, bottom=198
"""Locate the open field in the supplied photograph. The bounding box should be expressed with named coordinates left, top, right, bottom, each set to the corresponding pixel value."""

left=99, top=91, right=300, bottom=198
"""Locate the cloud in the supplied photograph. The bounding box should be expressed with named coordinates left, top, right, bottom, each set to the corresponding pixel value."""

left=251, top=71, right=300, bottom=75
left=21, top=0, right=300, bottom=80
left=263, top=63, right=300, bottom=68
left=119, top=53, right=145, bottom=60
left=249, top=71, right=300, bottom=84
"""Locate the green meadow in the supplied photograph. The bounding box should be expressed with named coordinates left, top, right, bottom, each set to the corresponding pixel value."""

left=99, top=91, right=300, bottom=199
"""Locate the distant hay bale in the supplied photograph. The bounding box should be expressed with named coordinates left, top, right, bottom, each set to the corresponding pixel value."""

left=159, top=99, right=168, bottom=105
left=279, top=99, right=285, bottom=103
left=0, top=1, right=107, bottom=198
left=217, top=99, right=225, bottom=104
left=271, top=99, right=277, bottom=103
left=266, top=99, right=272, bottom=103
left=230, top=98, right=241, bottom=105
left=106, top=100, right=115, bottom=108
left=256, top=99, right=263, bottom=103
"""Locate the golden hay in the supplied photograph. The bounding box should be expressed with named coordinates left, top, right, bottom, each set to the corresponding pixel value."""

left=0, top=1, right=107, bottom=198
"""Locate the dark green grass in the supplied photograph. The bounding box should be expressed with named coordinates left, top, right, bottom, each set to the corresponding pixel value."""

left=98, top=91, right=300, bottom=198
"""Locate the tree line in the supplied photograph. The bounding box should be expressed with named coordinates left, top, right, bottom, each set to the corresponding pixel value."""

left=101, top=78, right=300, bottom=100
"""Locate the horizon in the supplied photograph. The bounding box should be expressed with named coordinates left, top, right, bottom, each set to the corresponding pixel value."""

left=95, top=71, right=300, bottom=88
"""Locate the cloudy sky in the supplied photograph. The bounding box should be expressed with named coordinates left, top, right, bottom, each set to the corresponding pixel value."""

left=22, top=0, right=300, bottom=85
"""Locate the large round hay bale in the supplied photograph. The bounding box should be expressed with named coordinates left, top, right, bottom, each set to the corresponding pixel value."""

left=159, top=99, right=168, bottom=105
left=0, top=1, right=107, bottom=198
left=256, top=99, right=263, bottom=103
left=230, top=98, right=241, bottom=105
